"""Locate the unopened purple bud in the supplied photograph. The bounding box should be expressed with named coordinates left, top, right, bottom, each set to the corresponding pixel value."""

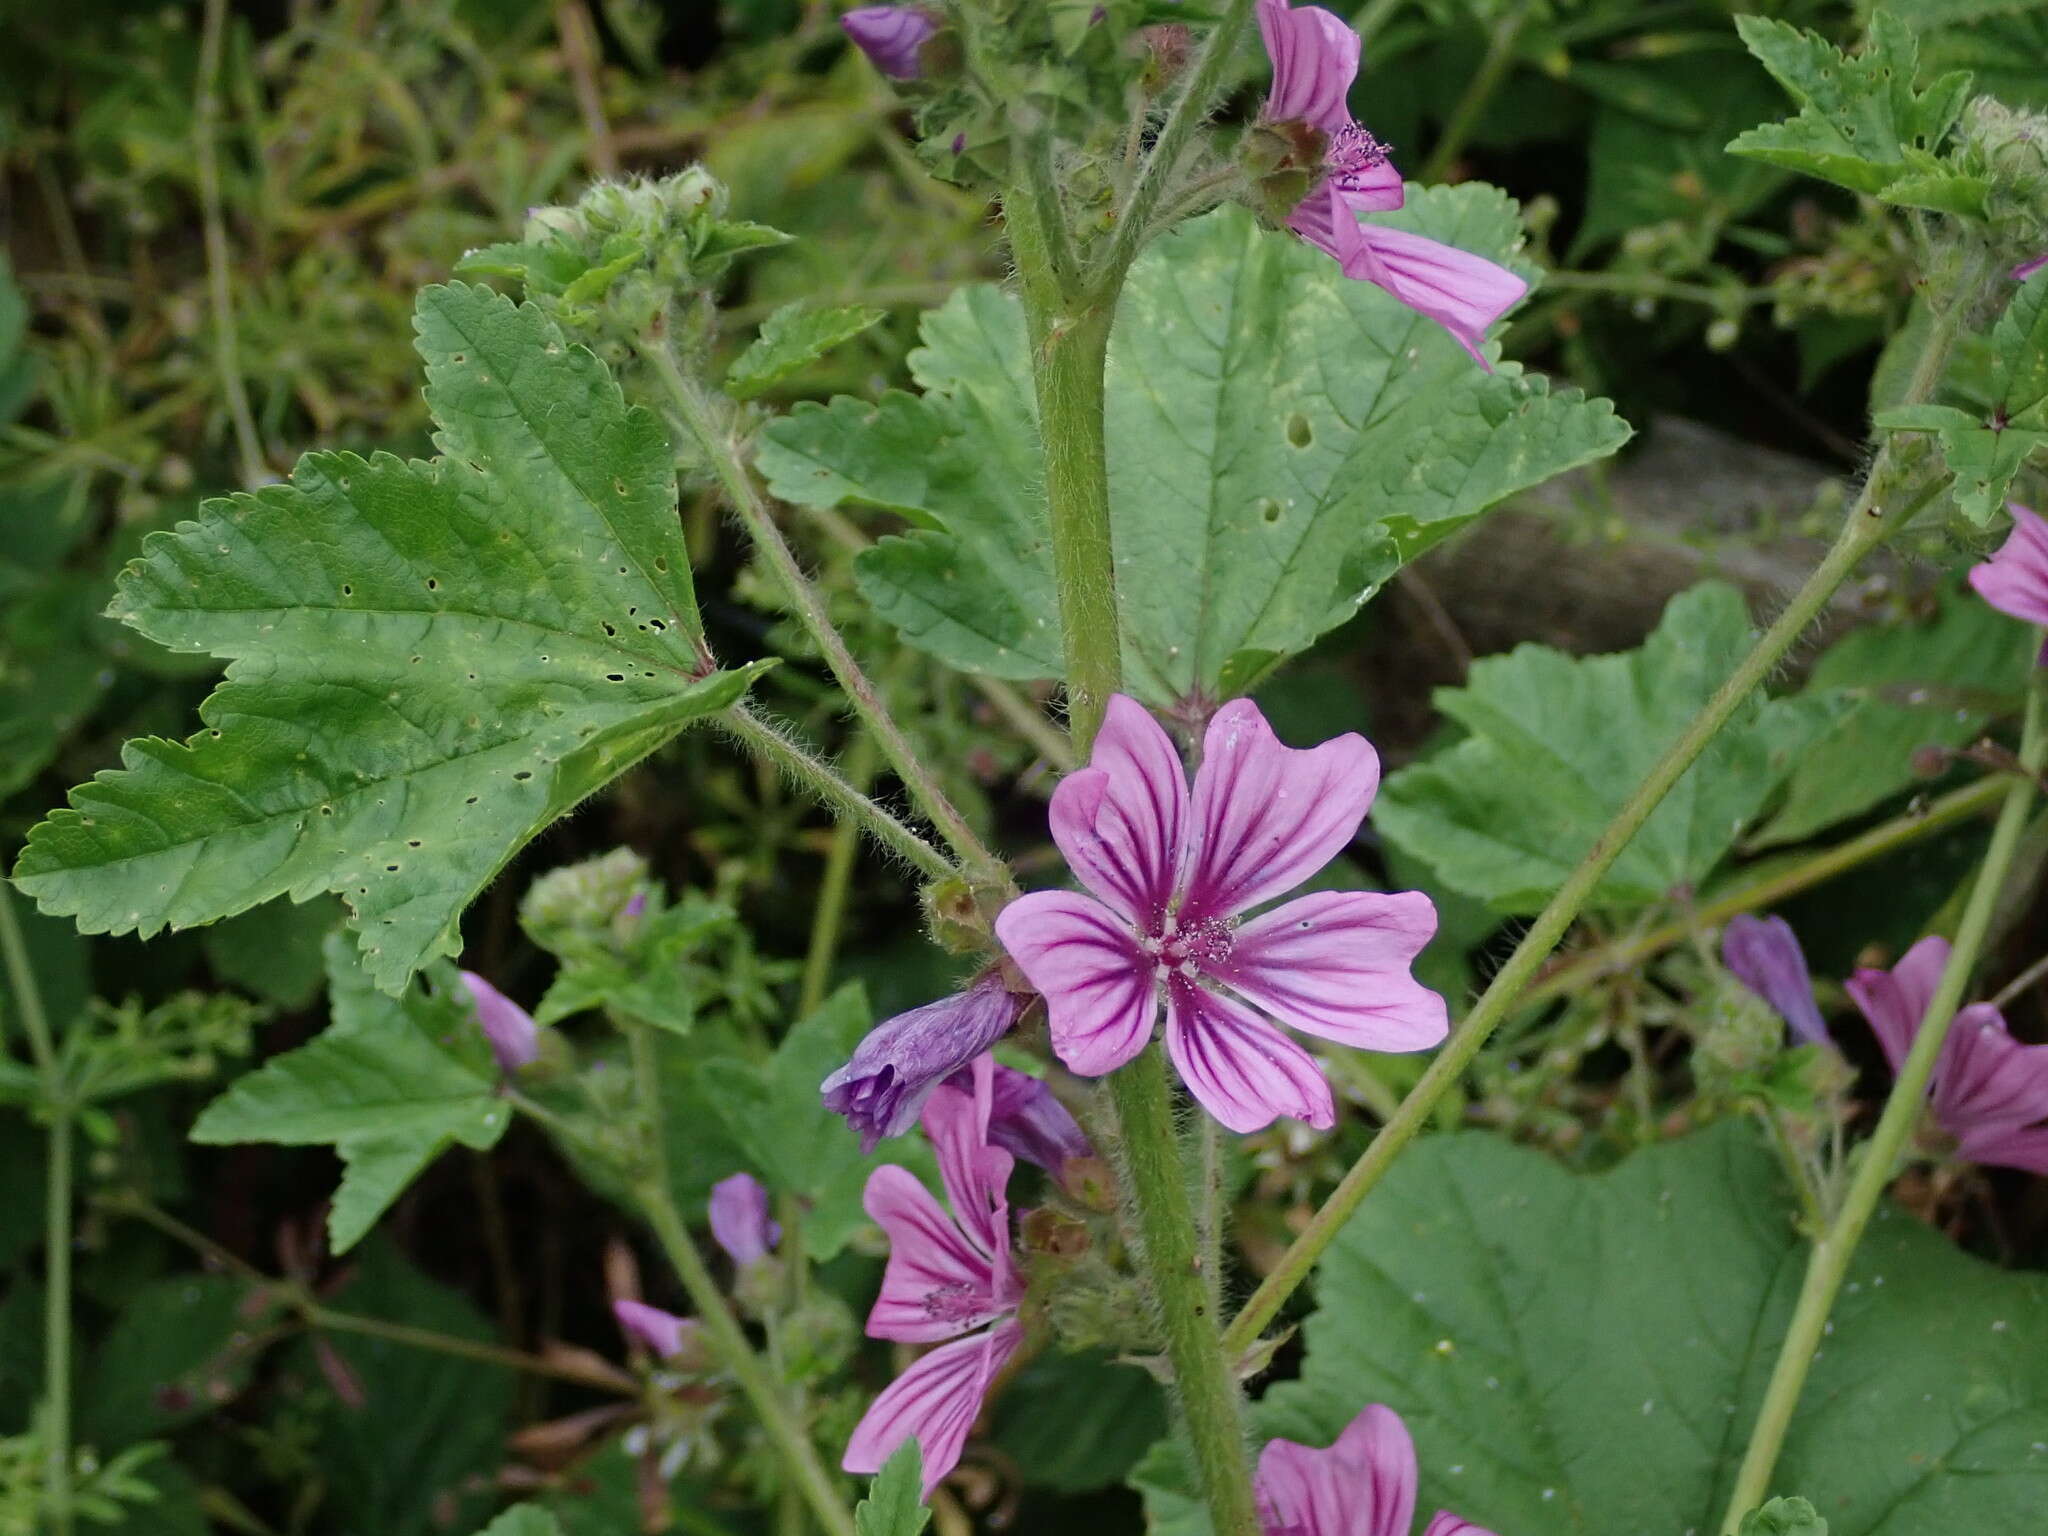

left=708, top=1172, right=780, bottom=1265
left=623, top=891, right=647, bottom=920
left=842, top=6, right=936, bottom=80
left=2015, top=252, right=2047, bottom=282
left=613, top=1299, right=696, bottom=1360
left=979, top=1062, right=1093, bottom=1173
left=458, top=971, right=540, bottom=1072
left=820, top=974, right=1022, bottom=1150
left=1722, top=915, right=1828, bottom=1046
left=950, top=131, right=966, bottom=156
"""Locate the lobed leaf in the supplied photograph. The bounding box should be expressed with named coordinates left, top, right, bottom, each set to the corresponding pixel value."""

left=1728, top=12, right=1972, bottom=197
left=14, top=283, right=767, bottom=989
left=760, top=195, right=1630, bottom=708
left=1375, top=583, right=1841, bottom=914
left=855, top=1442, right=932, bottom=1536
left=727, top=302, right=886, bottom=400
left=1138, top=1123, right=2048, bottom=1534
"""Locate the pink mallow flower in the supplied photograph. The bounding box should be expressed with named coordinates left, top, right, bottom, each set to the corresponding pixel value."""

left=1846, top=937, right=2048, bottom=1176
left=1257, top=1403, right=1500, bottom=1536
left=1968, top=504, right=2048, bottom=633
left=995, top=696, right=1445, bottom=1134
left=1256, top=0, right=1526, bottom=367
left=842, top=6, right=936, bottom=79
left=613, top=1299, right=698, bottom=1361
left=708, top=1172, right=780, bottom=1266
left=457, top=971, right=538, bottom=1073
left=844, top=1057, right=1023, bottom=1497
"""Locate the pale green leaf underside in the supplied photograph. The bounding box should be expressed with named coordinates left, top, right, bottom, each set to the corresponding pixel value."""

left=14, top=283, right=765, bottom=991
left=855, top=1442, right=931, bottom=1536
left=759, top=193, right=1630, bottom=707
left=1138, top=1124, right=2048, bottom=1534
left=1727, top=12, right=1972, bottom=196
left=194, top=935, right=508, bottom=1251
left=727, top=302, right=886, bottom=400
left=1376, top=583, right=1840, bottom=913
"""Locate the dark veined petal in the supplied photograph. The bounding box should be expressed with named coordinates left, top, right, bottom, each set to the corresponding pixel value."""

left=1165, top=980, right=1333, bottom=1133
left=1217, top=890, right=1445, bottom=1052
left=997, top=890, right=1157, bottom=1077
left=1047, top=694, right=1189, bottom=926
left=842, top=1321, right=1024, bottom=1496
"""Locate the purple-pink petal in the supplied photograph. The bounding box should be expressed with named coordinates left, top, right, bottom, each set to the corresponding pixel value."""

left=1165, top=980, right=1334, bottom=1133
left=458, top=971, right=539, bottom=1073
left=1257, top=0, right=1361, bottom=135
left=861, top=1165, right=1012, bottom=1344
left=708, top=1172, right=779, bottom=1266
left=1722, top=914, right=1829, bottom=1046
left=842, top=1320, right=1023, bottom=1496
left=921, top=1061, right=1017, bottom=1269
left=1968, top=504, right=2048, bottom=630
left=1046, top=694, right=1189, bottom=926
left=2015, top=252, right=2048, bottom=283
left=1340, top=223, right=1528, bottom=368
left=1422, top=1515, right=1500, bottom=1536
left=841, top=6, right=935, bottom=80
left=1255, top=1403, right=1418, bottom=1536
left=1217, top=890, right=1446, bottom=1052
left=1845, top=935, right=1950, bottom=1074
left=1180, top=698, right=1379, bottom=924
left=996, top=889, right=1157, bottom=1077
left=822, top=974, right=1023, bottom=1151
left=980, top=1062, right=1094, bottom=1172
left=613, top=1299, right=695, bottom=1360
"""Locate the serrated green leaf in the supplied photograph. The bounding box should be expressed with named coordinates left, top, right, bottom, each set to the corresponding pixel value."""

left=193, top=934, right=509, bottom=1250
left=1738, top=1498, right=1830, bottom=1536
left=1755, top=582, right=2033, bottom=846
left=1878, top=270, right=2048, bottom=522
left=14, top=283, right=768, bottom=990
left=1728, top=12, right=1973, bottom=196
left=855, top=1441, right=930, bottom=1536
left=728, top=302, right=886, bottom=401
left=1376, top=583, right=1840, bottom=913
left=760, top=196, right=1629, bottom=708
left=700, top=982, right=929, bottom=1260
left=1136, top=1123, right=2048, bottom=1535
left=1877, top=169, right=1990, bottom=218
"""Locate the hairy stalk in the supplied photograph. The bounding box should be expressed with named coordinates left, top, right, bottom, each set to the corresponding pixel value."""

left=1220, top=258, right=1982, bottom=1358
left=1012, top=172, right=1262, bottom=1536
left=1719, top=664, right=2048, bottom=1529
left=640, top=333, right=1003, bottom=881
left=2, top=882, right=70, bottom=1536
left=1418, top=0, right=1532, bottom=184
left=1094, top=0, right=1256, bottom=292
left=195, top=0, right=266, bottom=486
left=720, top=704, right=955, bottom=880
left=626, top=1024, right=857, bottom=1536
left=1516, top=773, right=2010, bottom=1018
left=1111, top=1055, right=1263, bottom=1536
left=802, top=726, right=881, bottom=1015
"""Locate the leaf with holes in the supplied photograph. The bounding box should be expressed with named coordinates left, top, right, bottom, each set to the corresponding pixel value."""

left=191, top=934, right=510, bottom=1252
left=1136, top=1122, right=2048, bottom=1535
left=1375, top=583, right=1841, bottom=914
left=13, top=283, right=768, bottom=990
left=1728, top=12, right=1973, bottom=197
left=1875, top=267, right=2048, bottom=523
left=758, top=194, right=1629, bottom=707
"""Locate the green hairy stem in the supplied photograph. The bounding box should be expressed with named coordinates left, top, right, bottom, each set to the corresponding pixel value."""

left=1220, top=254, right=1985, bottom=1362
left=1718, top=661, right=2048, bottom=1529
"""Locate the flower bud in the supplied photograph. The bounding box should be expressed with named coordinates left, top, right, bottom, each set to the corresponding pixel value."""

left=707, top=1172, right=780, bottom=1267
left=521, top=847, right=649, bottom=956
left=457, top=971, right=539, bottom=1073
left=613, top=1300, right=701, bottom=1363
left=842, top=6, right=937, bottom=79
left=821, top=973, right=1023, bottom=1149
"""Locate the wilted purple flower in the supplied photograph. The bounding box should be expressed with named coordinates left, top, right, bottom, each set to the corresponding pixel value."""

left=2015, top=252, right=2047, bottom=282
left=996, top=695, right=1445, bottom=1134
left=1256, top=1403, right=1501, bottom=1536
left=1968, top=504, right=2048, bottom=633
left=821, top=973, right=1024, bottom=1151
left=708, top=1172, right=780, bottom=1266
left=1256, top=0, right=1526, bottom=365
left=844, top=1058, right=1023, bottom=1498
left=613, top=1299, right=698, bottom=1360
left=842, top=6, right=936, bottom=79
left=457, top=971, right=539, bottom=1073
left=1846, top=937, right=2048, bottom=1175
left=1722, top=914, right=1829, bottom=1045
left=979, top=1062, right=1093, bottom=1173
